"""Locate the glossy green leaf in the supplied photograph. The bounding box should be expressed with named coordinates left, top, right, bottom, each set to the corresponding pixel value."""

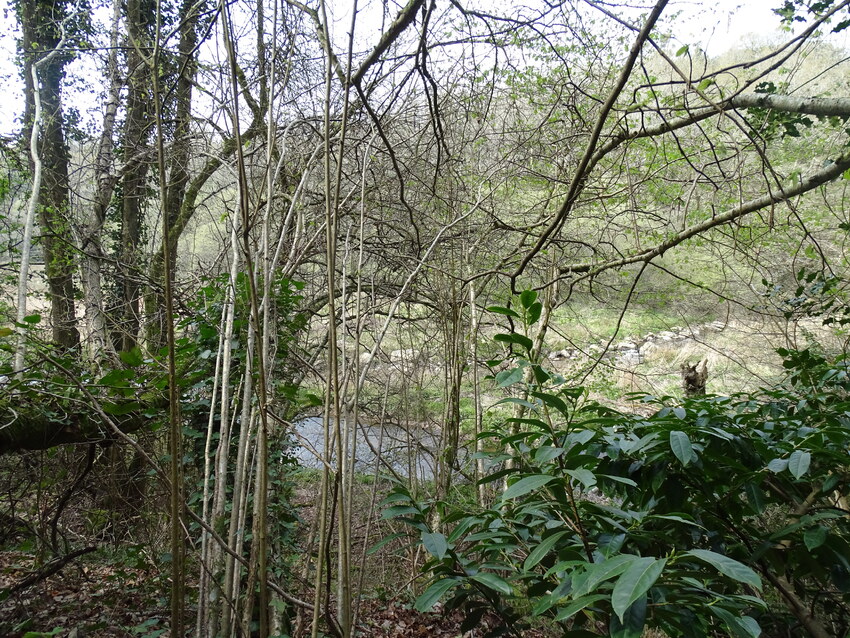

left=669, top=430, right=695, bottom=466
left=502, top=474, right=555, bottom=500
left=422, top=532, right=449, bottom=559
left=610, top=593, right=647, bottom=638
left=494, top=332, right=533, bottom=351
left=534, top=446, right=564, bottom=463
left=486, top=305, right=521, bottom=318
left=520, top=289, right=538, bottom=309
left=553, top=594, right=607, bottom=621
left=611, top=557, right=666, bottom=622
left=524, top=531, right=568, bottom=571
left=572, top=554, right=639, bottom=597
left=685, top=550, right=762, bottom=590
left=566, top=469, right=596, bottom=488
left=415, top=578, right=458, bottom=611
left=471, top=572, right=513, bottom=595
left=710, top=607, right=761, bottom=638
left=495, top=367, right=524, bottom=387
left=381, top=505, right=420, bottom=519
left=788, top=449, right=811, bottom=479
left=103, top=401, right=141, bottom=416
left=767, top=458, right=788, bottom=473
left=804, top=525, right=828, bottom=551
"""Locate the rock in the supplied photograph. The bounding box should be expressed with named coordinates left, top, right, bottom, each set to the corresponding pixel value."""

left=390, top=348, right=420, bottom=363
left=619, top=350, right=643, bottom=366
left=639, top=341, right=658, bottom=357
left=616, top=341, right=637, bottom=351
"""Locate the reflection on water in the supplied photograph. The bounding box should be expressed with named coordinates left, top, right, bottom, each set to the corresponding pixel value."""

left=293, top=417, right=441, bottom=481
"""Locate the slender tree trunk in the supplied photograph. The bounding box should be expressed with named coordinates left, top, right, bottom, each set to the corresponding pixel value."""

left=152, top=0, right=185, bottom=631
left=18, top=0, right=79, bottom=352
left=118, top=0, right=153, bottom=352
left=80, top=0, right=123, bottom=366
left=146, top=0, right=198, bottom=349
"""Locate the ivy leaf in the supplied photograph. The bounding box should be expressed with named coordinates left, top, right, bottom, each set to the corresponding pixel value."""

left=685, top=550, right=762, bottom=590
left=502, top=474, right=555, bottom=500
left=422, top=532, right=449, bottom=560
left=611, top=557, right=666, bottom=622
left=415, top=578, right=457, bottom=611
left=788, top=450, right=811, bottom=479
left=669, top=430, right=695, bottom=466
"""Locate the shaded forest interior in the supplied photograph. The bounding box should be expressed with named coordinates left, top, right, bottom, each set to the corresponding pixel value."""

left=2, top=0, right=850, bottom=636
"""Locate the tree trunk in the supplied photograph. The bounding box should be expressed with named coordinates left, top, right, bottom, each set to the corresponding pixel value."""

left=19, top=0, right=79, bottom=351
left=145, top=0, right=198, bottom=349
left=117, top=0, right=153, bottom=352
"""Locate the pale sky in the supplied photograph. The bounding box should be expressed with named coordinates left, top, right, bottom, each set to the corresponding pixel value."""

left=0, top=0, right=845, bottom=138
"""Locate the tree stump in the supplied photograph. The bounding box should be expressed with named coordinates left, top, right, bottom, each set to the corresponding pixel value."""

left=680, top=359, right=708, bottom=397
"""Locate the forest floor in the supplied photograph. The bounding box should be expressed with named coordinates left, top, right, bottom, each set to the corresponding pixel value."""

left=0, top=546, right=554, bottom=637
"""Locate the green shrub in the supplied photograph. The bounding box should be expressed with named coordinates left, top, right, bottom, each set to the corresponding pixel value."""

left=382, top=293, right=850, bottom=638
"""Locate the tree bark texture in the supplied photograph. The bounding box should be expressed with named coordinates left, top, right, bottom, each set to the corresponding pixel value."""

left=19, top=0, right=80, bottom=351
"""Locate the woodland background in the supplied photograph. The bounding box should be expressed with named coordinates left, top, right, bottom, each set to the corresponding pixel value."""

left=1, top=0, right=850, bottom=636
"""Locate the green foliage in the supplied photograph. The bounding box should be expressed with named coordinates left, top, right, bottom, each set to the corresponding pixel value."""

left=745, top=81, right=850, bottom=141
left=382, top=292, right=850, bottom=637
left=774, top=0, right=850, bottom=33
left=763, top=267, right=850, bottom=329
